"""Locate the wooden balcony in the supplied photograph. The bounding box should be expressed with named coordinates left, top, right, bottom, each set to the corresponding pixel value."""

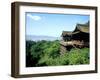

left=60, top=40, right=89, bottom=47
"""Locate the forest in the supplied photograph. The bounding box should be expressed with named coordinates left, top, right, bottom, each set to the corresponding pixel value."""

left=26, top=40, right=89, bottom=67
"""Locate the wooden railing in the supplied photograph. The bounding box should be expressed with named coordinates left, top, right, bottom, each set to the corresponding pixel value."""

left=60, top=40, right=89, bottom=47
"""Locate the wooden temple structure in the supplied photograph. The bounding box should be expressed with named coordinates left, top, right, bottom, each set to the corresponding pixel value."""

left=60, top=22, right=89, bottom=54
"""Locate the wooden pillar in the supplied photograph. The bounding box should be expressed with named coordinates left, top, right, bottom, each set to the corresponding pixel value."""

left=60, top=45, right=67, bottom=55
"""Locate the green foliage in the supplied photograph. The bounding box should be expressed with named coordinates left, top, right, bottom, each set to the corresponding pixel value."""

left=26, top=40, right=89, bottom=67
left=26, top=41, right=36, bottom=56
left=68, top=48, right=89, bottom=65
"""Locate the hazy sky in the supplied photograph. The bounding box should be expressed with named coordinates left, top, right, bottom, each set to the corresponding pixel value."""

left=26, top=12, right=89, bottom=37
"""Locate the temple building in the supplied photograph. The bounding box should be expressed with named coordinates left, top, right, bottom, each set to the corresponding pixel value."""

left=60, top=22, right=89, bottom=54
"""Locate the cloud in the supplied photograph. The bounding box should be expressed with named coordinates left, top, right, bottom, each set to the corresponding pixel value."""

left=27, top=14, right=41, bottom=21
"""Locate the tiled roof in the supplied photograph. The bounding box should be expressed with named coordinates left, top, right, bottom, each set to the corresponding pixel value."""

left=62, top=22, right=89, bottom=36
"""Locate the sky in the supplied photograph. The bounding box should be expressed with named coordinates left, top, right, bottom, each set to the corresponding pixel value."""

left=26, top=12, right=89, bottom=37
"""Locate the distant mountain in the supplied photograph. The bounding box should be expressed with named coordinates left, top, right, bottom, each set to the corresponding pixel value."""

left=26, top=35, right=61, bottom=41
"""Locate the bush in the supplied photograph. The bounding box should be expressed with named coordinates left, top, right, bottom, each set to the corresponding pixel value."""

left=68, top=48, right=89, bottom=65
